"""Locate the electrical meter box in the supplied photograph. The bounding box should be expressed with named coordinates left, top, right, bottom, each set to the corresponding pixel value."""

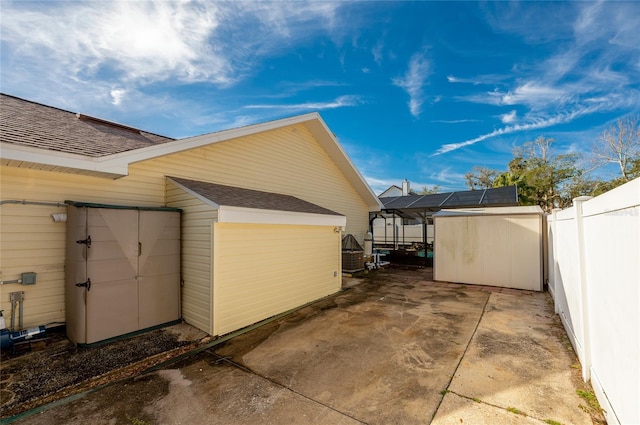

left=21, top=272, right=37, bottom=285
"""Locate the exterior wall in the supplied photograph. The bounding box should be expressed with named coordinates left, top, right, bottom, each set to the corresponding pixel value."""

left=212, top=222, right=341, bottom=336
left=0, top=167, right=162, bottom=329
left=547, top=178, right=639, bottom=425
left=434, top=214, right=543, bottom=291
left=0, top=122, right=369, bottom=329
left=165, top=181, right=217, bottom=333
left=136, top=124, right=370, bottom=242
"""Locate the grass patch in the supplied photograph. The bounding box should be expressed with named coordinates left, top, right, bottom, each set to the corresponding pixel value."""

left=472, top=397, right=481, bottom=403
left=544, top=420, right=564, bottom=425
left=506, top=407, right=527, bottom=416
left=440, top=389, right=450, bottom=396
left=127, top=416, right=150, bottom=425
left=577, top=389, right=602, bottom=411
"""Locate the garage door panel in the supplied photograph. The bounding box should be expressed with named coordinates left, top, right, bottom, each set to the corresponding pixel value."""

left=213, top=223, right=340, bottom=336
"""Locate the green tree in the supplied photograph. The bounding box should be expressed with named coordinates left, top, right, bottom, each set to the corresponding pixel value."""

left=493, top=137, right=582, bottom=212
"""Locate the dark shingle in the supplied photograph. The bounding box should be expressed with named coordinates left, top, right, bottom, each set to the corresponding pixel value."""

left=170, top=177, right=342, bottom=216
left=0, top=93, right=174, bottom=156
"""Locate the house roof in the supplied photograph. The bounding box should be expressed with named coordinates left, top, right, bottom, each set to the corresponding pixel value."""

left=169, top=177, right=342, bottom=216
left=378, top=186, right=519, bottom=217
left=0, top=94, right=174, bottom=156
left=378, top=185, right=402, bottom=198
left=0, top=93, right=382, bottom=212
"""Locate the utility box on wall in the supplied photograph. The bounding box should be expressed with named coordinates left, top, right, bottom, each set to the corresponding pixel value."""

left=433, top=206, right=544, bottom=291
left=65, top=201, right=182, bottom=345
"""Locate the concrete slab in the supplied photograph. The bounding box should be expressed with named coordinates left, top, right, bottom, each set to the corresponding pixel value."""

left=17, top=357, right=362, bottom=425
left=432, top=392, right=549, bottom=424
left=447, top=291, right=598, bottom=425
left=216, top=271, right=489, bottom=424
left=6, top=268, right=604, bottom=425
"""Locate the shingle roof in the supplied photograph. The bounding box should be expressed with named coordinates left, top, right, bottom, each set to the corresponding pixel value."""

left=0, top=93, right=174, bottom=157
left=380, top=186, right=518, bottom=212
left=170, top=177, right=343, bottom=216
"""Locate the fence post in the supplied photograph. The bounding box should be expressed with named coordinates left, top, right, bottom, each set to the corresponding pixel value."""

left=573, top=196, right=593, bottom=382
left=550, top=208, right=561, bottom=314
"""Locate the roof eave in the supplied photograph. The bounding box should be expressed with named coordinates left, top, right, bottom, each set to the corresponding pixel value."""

left=0, top=142, right=128, bottom=178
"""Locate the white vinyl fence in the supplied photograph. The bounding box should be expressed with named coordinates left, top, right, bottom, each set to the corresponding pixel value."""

left=547, top=178, right=639, bottom=425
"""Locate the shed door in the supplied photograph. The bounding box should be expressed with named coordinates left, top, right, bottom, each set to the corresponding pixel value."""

left=66, top=206, right=181, bottom=344
left=138, top=210, right=181, bottom=329
left=86, top=208, right=139, bottom=343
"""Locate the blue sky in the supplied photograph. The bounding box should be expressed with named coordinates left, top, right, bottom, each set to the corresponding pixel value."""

left=1, top=1, right=639, bottom=194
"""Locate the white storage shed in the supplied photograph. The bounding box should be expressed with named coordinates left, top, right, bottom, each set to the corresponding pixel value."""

left=433, top=206, right=545, bottom=291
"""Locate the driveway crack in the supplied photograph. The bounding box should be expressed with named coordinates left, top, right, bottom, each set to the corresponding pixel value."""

left=208, top=350, right=369, bottom=425
left=430, top=292, right=491, bottom=423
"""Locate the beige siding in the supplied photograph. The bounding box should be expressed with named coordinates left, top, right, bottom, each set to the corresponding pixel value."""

left=133, top=124, right=370, bottom=242
left=213, top=223, right=341, bottom=336
left=1, top=122, right=369, bottom=329
left=0, top=166, right=167, bottom=328
left=434, top=214, right=543, bottom=291
left=165, top=181, right=216, bottom=333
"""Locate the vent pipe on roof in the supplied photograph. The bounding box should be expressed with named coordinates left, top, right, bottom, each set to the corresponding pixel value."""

left=402, top=179, right=410, bottom=196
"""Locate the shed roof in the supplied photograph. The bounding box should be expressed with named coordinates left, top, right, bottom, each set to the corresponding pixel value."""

left=433, top=205, right=544, bottom=217
left=169, top=177, right=342, bottom=216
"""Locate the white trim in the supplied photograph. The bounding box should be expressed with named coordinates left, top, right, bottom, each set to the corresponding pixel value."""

left=218, top=205, right=346, bottom=227
left=0, top=143, right=127, bottom=177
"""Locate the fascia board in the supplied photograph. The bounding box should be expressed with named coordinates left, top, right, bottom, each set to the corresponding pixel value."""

left=0, top=143, right=128, bottom=177
left=218, top=205, right=347, bottom=227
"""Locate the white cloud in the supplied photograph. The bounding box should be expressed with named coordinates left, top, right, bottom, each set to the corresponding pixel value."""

left=0, top=1, right=348, bottom=104
left=497, top=82, right=567, bottom=108
left=1, top=2, right=231, bottom=85
left=432, top=106, right=598, bottom=156
left=501, top=110, right=517, bottom=124
left=110, top=89, right=127, bottom=106
left=431, top=119, right=481, bottom=124
left=372, top=41, right=384, bottom=65
left=447, top=75, right=478, bottom=84
left=244, top=95, right=363, bottom=112
left=392, top=50, right=430, bottom=118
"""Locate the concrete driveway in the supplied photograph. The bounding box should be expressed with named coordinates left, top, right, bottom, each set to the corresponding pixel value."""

left=11, top=268, right=603, bottom=425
